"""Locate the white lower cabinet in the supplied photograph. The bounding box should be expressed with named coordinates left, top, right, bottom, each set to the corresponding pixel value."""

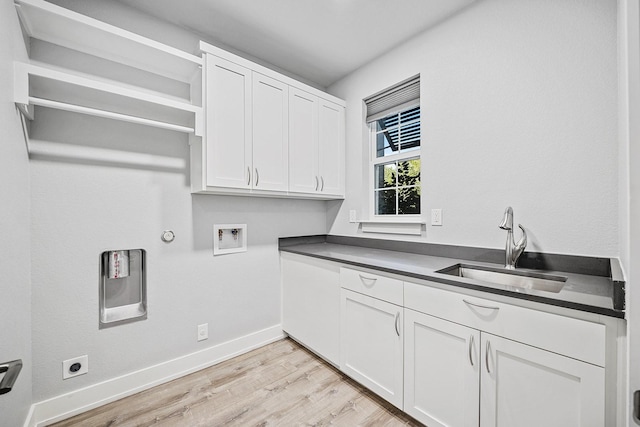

left=404, top=309, right=480, bottom=427
left=283, top=259, right=616, bottom=426
left=340, top=288, right=403, bottom=409
left=289, top=88, right=345, bottom=198
left=281, top=253, right=340, bottom=365
left=405, top=309, right=605, bottom=427
left=481, top=333, right=605, bottom=427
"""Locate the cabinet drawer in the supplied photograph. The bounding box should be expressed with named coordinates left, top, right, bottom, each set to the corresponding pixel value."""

left=404, top=281, right=606, bottom=366
left=340, top=267, right=403, bottom=305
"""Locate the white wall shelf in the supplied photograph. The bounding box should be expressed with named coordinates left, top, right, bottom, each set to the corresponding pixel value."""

left=13, top=0, right=204, bottom=148
left=15, top=0, right=202, bottom=83
left=14, top=62, right=203, bottom=139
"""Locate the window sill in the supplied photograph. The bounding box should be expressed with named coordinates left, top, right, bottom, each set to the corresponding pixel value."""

left=359, top=220, right=425, bottom=236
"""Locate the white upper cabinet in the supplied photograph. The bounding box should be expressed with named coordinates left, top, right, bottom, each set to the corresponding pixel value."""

left=193, top=42, right=345, bottom=199
left=205, top=56, right=252, bottom=189
left=289, top=88, right=319, bottom=194
left=201, top=55, right=289, bottom=193
left=252, top=73, right=289, bottom=192
left=289, top=89, right=345, bottom=197
left=318, top=99, right=345, bottom=196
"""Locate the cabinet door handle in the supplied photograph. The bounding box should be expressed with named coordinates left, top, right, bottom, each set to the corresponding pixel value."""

left=394, top=312, right=400, bottom=337
left=255, top=168, right=259, bottom=187
left=358, top=274, right=377, bottom=286
left=485, top=340, right=491, bottom=373
left=468, top=335, right=475, bottom=367
left=463, top=299, right=500, bottom=311
left=320, top=176, right=325, bottom=191
left=247, top=167, right=251, bottom=186
left=315, top=176, right=319, bottom=191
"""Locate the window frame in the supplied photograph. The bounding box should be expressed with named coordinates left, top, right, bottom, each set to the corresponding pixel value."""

left=368, top=101, right=422, bottom=220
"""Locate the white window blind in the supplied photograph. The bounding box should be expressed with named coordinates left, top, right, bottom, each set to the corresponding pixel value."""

left=365, top=75, right=420, bottom=123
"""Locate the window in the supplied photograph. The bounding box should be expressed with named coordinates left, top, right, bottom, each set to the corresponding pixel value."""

left=365, top=76, right=421, bottom=217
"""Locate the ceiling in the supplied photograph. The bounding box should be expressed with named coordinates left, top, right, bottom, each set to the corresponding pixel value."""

left=115, top=0, right=475, bottom=88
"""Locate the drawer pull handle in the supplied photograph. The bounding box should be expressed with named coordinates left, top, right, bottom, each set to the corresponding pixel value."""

left=468, top=335, right=475, bottom=367
left=463, top=299, right=500, bottom=311
left=485, top=340, right=492, bottom=373
left=358, top=274, right=377, bottom=286
left=394, top=312, right=400, bottom=337
left=247, top=167, right=251, bottom=186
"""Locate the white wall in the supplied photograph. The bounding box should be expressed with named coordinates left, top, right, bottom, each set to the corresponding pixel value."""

left=27, top=2, right=328, bottom=402
left=0, top=1, right=32, bottom=426
left=17, top=0, right=623, bottom=416
left=328, top=0, right=618, bottom=257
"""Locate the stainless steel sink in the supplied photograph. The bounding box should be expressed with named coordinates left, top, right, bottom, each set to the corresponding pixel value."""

left=436, top=264, right=567, bottom=293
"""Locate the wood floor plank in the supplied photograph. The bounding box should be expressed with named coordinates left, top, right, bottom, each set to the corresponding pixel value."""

left=51, top=338, right=423, bottom=427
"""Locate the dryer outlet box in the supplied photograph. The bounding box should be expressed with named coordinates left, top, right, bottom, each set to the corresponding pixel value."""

left=63, top=355, right=88, bottom=379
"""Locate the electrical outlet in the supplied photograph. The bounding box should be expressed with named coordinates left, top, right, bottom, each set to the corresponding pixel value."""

left=63, top=355, right=88, bottom=379
left=349, top=210, right=357, bottom=223
left=197, top=323, right=208, bottom=342
left=431, top=209, right=443, bottom=226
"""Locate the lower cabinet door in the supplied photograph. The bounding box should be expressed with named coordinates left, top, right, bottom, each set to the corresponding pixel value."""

left=281, top=254, right=340, bottom=365
left=404, top=309, right=480, bottom=427
left=480, top=333, right=605, bottom=427
left=340, top=288, right=403, bottom=408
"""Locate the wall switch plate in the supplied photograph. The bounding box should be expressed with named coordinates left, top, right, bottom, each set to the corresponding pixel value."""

left=431, top=209, right=443, bottom=226
left=197, top=323, right=208, bottom=342
left=349, top=210, right=357, bottom=223
left=63, top=355, right=88, bottom=379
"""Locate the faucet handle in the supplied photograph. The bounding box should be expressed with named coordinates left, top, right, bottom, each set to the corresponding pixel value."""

left=513, top=224, right=527, bottom=263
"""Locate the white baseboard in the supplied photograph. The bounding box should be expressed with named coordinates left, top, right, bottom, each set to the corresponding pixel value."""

left=25, top=325, right=284, bottom=427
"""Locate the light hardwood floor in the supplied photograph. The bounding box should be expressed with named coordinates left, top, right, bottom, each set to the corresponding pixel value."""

left=51, top=338, right=423, bottom=426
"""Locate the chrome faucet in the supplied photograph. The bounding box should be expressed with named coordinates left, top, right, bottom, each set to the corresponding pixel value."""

left=499, top=207, right=527, bottom=269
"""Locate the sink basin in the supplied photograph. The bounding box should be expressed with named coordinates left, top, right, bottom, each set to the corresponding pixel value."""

left=436, top=264, right=567, bottom=293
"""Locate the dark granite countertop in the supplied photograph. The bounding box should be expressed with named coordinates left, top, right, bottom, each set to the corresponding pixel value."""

left=279, top=235, right=625, bottom=319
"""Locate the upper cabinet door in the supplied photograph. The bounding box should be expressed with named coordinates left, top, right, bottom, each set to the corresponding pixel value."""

left=480, top=333, right=605, bottom=427
left=318, top=99, right=345, bottom=197
left=252, top=73, right=289, bottom=192
left=205, top=55, right=252, bottom=189
left=289, top=88, right=319, bottom=194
